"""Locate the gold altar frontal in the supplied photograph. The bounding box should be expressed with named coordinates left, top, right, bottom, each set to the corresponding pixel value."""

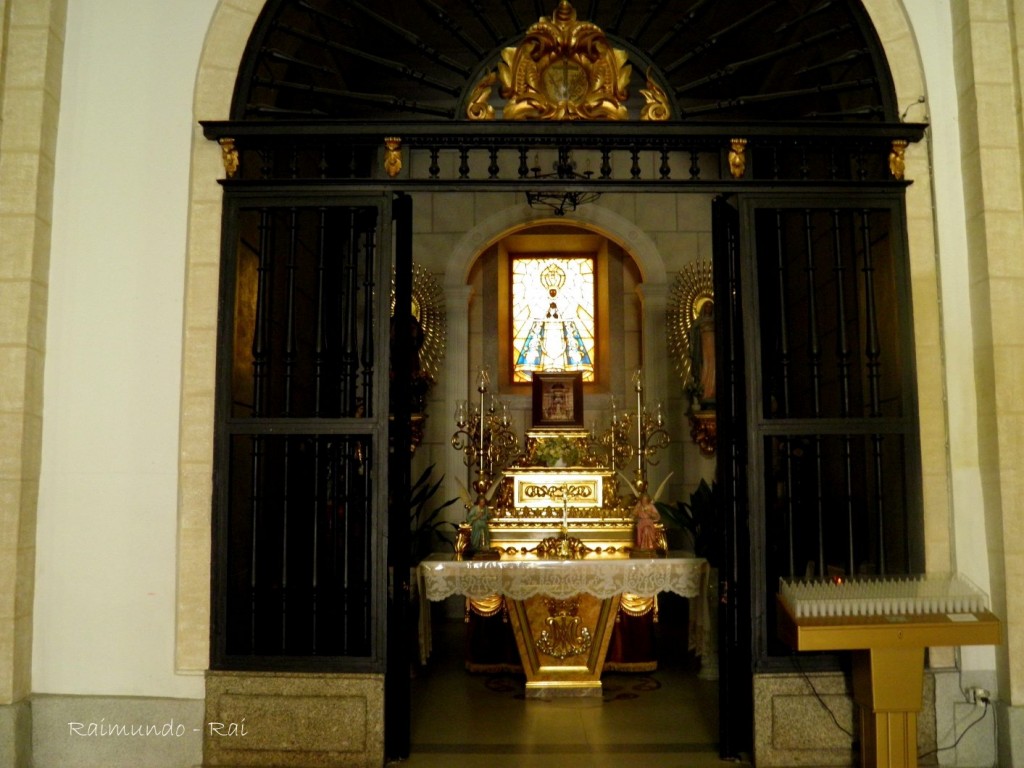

left=508, top=592, right=621, bottom=698
left=776, top=577, right=1001, bottom=768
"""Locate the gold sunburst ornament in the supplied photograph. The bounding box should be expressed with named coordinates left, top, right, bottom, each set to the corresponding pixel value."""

left=390, top=264, right=448, bottom=450
left=668, top=262, right=717, bottom=456
left=391, top=264, right=447, bottom=381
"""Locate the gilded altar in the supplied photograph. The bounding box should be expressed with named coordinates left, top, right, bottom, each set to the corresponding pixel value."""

left=421, top=556, right=706, bottom=697
left=447, top=370, right=682, bottom=695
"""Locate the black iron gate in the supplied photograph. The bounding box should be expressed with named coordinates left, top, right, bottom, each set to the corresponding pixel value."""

left=211, top=194, right=394, bottom=671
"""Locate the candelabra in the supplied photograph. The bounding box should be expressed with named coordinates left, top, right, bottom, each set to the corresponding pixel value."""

left=598, top=397, right=633, bottom=500
left=451, top=369, right=519, bottom=505
left=630, top=369, right=670, bottom=494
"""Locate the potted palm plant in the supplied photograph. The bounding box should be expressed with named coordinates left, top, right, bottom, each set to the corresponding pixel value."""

left=409, top=464, right=459, bottom=562
left=655, top=479, right=718, bottom=564
left=656, top=479, right=719, bottom=679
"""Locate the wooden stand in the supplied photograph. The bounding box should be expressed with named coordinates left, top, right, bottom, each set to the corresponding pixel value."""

left=777, top=597, right=1000, bottom=768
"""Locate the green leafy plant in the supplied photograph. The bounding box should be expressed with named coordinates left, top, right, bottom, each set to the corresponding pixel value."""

left=410, top=464, right=459, bottom=561
left=655, top=479, right=718, bottom=566
left=533, top=436, right=581, bottom=467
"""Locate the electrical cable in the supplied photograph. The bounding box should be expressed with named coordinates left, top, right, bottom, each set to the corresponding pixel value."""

left=792, top=654, right=855, bottom=740
left=794, top=652, right=993, bottom=761
left=918, top=700, right=990, bottom=761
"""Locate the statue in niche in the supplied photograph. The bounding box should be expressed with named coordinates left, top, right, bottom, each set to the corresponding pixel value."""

left=689, top=298, right=715, bottom=409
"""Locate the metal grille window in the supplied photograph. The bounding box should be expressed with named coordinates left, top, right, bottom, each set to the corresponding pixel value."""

left=213, top=200, right=388, bottom=668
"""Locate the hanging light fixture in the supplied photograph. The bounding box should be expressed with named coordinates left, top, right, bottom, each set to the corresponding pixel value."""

left=525, top=151, right=601, bottom=216
left=525, top=189, right=602, bottom=216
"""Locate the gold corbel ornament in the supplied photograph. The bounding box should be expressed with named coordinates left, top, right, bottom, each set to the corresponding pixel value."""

left=384, top=136, right=403, bottom=178
left=889, top=138, right=908, bottom=181
left=728, top=138, right=747, bottom=179
left=219, top=137, right=239, bottom=178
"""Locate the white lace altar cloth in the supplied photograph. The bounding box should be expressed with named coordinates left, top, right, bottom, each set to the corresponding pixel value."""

left=419, top=555, right=707, bottom=601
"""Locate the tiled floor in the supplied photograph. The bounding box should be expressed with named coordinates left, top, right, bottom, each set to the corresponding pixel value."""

left=395, top=601, right=752, bottom=767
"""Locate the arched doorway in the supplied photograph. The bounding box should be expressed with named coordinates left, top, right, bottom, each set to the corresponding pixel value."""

left=188, top=3, right=933, bottom=765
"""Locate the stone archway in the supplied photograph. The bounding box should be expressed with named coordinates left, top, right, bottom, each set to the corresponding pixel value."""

left=176, top=3, right=949, bottom=764
left=439, top=202, right=672, bottom=504
left=176, top=0, right=939, bottom=673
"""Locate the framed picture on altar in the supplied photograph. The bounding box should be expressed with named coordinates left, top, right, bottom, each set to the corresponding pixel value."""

left=532, top=372, right=584, bottom=428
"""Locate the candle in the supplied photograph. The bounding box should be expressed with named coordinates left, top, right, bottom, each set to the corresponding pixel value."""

left=635, top=372, right=644, bottom=475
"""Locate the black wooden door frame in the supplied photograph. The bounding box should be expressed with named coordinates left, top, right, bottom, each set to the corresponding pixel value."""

left=385, top=192, right=414, bottom=759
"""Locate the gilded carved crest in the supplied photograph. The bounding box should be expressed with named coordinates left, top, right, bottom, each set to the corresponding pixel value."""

left=467, top=0, right=669, bottom=121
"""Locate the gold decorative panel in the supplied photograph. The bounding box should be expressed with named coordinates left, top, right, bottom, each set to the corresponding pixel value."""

left=511, top=469, right=606, bottom=509
left=466, top=1, right=670, bottom=122
left=508, top=593, right=620, bottom=697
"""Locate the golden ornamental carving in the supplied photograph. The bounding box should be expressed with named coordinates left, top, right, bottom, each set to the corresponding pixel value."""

left=454, top=523, right=471, bottom=560
left=536, top=534, right=589, bottom=559
left=219, top=137, right=239, bottom=178
left=536, top=597, right=593, bottom=658
left=383, top=136, right=402, bottom=178
left=729, top=138, right=747, bottom=179
left=466, top=71, right=497, bottom=120
left=497, top=0, right=630, bottom=121
left=889, top=139, right=907, bottom=180
left=640, top=68, right=670, bottom=121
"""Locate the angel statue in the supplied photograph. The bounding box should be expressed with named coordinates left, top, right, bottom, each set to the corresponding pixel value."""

left=468, top=498, right=490, bottom=551
left=634, top=493, right=661, bottom=552
left=619, top=471, right=673, bottom=553
left=456, top=477, right=502, bottom=554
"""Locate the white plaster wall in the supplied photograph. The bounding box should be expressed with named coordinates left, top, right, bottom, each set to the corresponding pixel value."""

left=32, top=0, right=218, bottom=698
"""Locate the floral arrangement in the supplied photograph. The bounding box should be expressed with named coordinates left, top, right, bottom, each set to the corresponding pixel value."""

left=533, top=436, right=581, bottom=467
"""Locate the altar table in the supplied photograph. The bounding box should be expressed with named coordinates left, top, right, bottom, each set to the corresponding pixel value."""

left=419, top=555, right=707, bottom=697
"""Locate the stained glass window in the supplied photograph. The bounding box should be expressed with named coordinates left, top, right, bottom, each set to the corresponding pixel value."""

left=511, top=256, right=595, bottom=382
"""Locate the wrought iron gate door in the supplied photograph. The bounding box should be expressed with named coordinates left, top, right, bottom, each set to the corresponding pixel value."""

left=744, top=198, right=923, bottom=660
left=212, top=194, right=394, bottom=673
left=713, top=194, right=922, bottom=755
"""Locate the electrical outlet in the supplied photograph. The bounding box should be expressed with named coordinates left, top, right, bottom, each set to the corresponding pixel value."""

left=969, top=687, right=991, bottom=705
